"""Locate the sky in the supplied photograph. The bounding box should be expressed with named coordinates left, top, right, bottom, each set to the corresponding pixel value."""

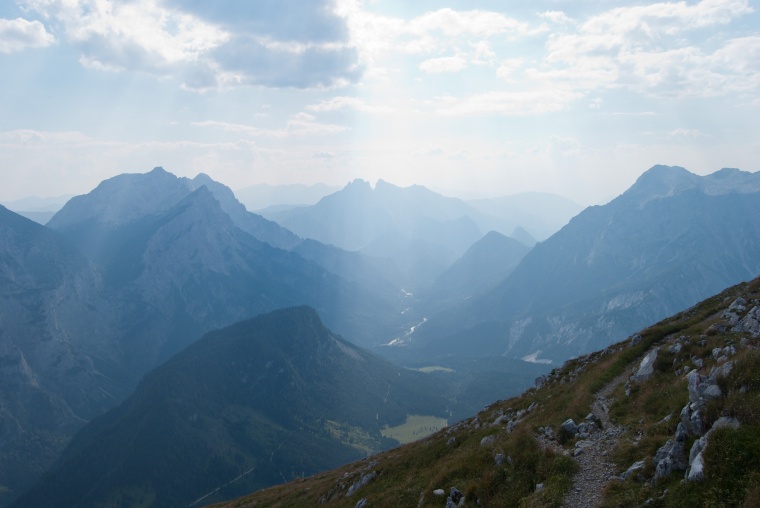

left=1, top=0, right=758, bottom=205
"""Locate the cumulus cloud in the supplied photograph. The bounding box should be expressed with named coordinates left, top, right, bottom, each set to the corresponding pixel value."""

left=521, top=0, right=758, bottom=100
left=0, top=17, right=55, bottom=53
left=20, top=0, right=362, bottom=89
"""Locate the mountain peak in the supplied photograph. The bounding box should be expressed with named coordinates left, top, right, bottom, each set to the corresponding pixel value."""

left=192, top=173, right=214, bottom=186
left=344, top=179, right=372, bottom=192
left=622, top=165, right=698, bottom=204
left=48, top=168, right=193, bottom=228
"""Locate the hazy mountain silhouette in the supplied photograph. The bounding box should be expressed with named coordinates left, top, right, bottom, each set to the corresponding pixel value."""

left=236, top=182, right=341, bottom=211
left=419, top=230, right=532, bottom=313
left=0, top=206, right=126, bottom=504
left=265, top=179, right=501, bottom=286
left=47, top=167, right=300, bottom=255
left=414, top=166, right=760, bottom=362
left=0, top=173, right=405, bottom=505
left=13, top=307, right=449, bottom=508
left=467, top=192, right=584, bottom=241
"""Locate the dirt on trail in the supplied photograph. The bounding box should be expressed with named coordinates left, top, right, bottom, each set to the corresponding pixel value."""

left=560, top=371, right=630, bottom=508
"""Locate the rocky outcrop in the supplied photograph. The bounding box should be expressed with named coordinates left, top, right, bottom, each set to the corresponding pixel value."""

left=686, top=417, right=741, bottom=482
left=631, top=348, right=659, bottom=383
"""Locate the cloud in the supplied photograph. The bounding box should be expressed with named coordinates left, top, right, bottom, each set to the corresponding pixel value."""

left=535, top=0, right=757, bottom=98
left=540, top=11, right=574, bottom=25
left=305, top=96, right=393, bottom=113
left=432, top=89, right=583, bottom=116
left=419, top=55, right=467, bottom=74
left=20, top=0, right=362, bottom=90
left=336, top=2, right=539, bottom=71
left=409, top=8, right=532, bottom=38
left=191, top=114, right=347, bottom=139
left=0, top=17, right=55, bottom=53
left=496, top=58, right=525, bottom=81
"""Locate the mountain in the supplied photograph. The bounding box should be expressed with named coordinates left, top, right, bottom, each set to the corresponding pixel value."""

left=13, top=307, right=450, bottom=508
left=265, top=179, right=500, bottom=286
left=0, top=172, right=407, bottom=505
left=209, top=276, right=760, bottom=508
left=0, top=206, right=125, bottom=505
left=467, top=191, right=584, bottom=241
left=0, top=194, right=72, bottom=225
left=418, top=230, right=532, bottom=314
left=47, top=167, right=300, bottom=255
left=414, top=166, right=760, bottom=363
left=235, top=182, right=341, bottom=211
left=191, top=173, right=302, bottom=250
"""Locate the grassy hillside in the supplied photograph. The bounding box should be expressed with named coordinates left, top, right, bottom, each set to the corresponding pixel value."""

left=212, top=276, right=760, bottom=507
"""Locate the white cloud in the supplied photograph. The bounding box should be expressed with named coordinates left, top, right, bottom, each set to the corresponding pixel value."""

left=306, top=96, right=394, bottom=113
left=409, top=8, right=531, bottom=38
left=536, top=0, right=758, bottom=98
left=0, top=17, right=55, bottom=53
left=432, top=89, right=583, bottom=116
left=496, top=58, right=525, bottom=81
left=20, top=0, right=361, bottom=89
left=22, top=0, right=227, bottom=74
left=191, top=115, right=347, bottom=139
left=540, top=11, right=574, bottom=25
left=419, top=55, right=467, bottom=74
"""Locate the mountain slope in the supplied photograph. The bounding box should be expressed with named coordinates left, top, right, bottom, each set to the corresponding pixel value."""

left=13, top=307, right=449, bottom=508
left=210, top=276, right=760, bottom=508
left=415, top=166, right=760, bottom=362
left=0, top=206, right=125, bottom=505
left=419, top=230, right=531, bottom=313
left=98, top=186, right=401, bottom=366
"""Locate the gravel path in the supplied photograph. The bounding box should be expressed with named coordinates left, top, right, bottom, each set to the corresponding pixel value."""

left=560, top=371, right=630, bottom=508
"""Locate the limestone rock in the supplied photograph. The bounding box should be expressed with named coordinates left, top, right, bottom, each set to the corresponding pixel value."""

left=654, top=439, right=687, bottom=478
left=621, top=460, right=646, bottom=480
left=632, top=348, right=659, bottom=383
left=560, top=418, right=579, bottom=439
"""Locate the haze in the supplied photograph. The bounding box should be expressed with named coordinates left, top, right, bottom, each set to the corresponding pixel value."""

left=1, top=0, right=758, bottom=205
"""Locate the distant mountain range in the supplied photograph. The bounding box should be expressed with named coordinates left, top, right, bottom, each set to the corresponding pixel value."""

left=0, top=170, right=407, bottom=505
left=0, top=194, right=73, bottom=224
left=467, top=191, right=584, bottom=241
left=262, top=179, right=534, bottom=286
left=12, top=307, right=450, bottom=508
left=235, top=182, right=341, bottom=211
left=3, top=163, right=760, bottom=507
left=411, top=166, right=760, bottom=363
